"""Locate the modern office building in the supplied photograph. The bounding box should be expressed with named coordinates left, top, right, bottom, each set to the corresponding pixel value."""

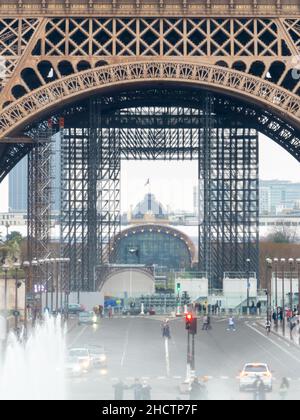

left=8, top=133, right=61, bottom=213
left=259, top=180, right=300, bottom=215
left=8, top=156, right=27, bottom=213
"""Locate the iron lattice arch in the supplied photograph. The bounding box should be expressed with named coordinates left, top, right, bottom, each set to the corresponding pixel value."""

left=0, top=10, right=299, bottom=176
left=1, top=16, right=300, bottom=106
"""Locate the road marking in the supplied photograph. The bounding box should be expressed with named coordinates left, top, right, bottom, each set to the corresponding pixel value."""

left=220, top=376, right=229, bottom=380
left=157, top=376, right=167, bottom=380
left=120, top=326, right=130, bottom=367
left=164, top=337, right=170, bottom=377
left=173, top=376, right=182, bottom=379
left=246, top=323, right=300, bottom=364
left=68, top=325, right=88, bottom=347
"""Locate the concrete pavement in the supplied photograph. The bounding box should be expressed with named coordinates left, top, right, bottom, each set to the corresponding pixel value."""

left=66, top=316, right=300, bottom=400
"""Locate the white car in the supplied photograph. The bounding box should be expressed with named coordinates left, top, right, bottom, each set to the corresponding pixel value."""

left=239, top=363, right=272, bottom=392
left=89, top=345, right=107, bottom=367
left=66, top=348, right=92, bottom=375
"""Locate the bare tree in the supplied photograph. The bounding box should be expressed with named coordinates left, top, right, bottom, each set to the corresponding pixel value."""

left=266, top=222, right=299, bottom=244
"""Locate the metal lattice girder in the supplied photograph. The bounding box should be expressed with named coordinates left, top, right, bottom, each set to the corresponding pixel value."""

left=90, top=98, right=121, bottom=266
left=28, top=125, right=54, bottom=292
left=199, top=94, right=259, bottom=289
left=60, top=100, right=121, bottom=292
left=60, top=127, right=90, bottom=292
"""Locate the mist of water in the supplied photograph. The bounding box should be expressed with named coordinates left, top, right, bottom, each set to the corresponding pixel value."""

left=0, top=314, right=66, bottom=400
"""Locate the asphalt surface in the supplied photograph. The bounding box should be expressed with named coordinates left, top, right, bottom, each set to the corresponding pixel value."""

left=66, top=315, right=300, bottom=400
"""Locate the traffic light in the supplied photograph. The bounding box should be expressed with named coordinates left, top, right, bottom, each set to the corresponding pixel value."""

left=176, top=283, right=181, bottom=293
left=185, top=312, right=193, bottom=330
left=185, top=312, right=197, bottom=334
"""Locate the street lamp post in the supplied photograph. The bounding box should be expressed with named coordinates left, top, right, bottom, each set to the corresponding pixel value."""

left=49, top=258, right=55, bottom=313
left=2, top=263, right=9, bottom=337
left=22, top=261, right=30, bottom=336
left=297, top=258, right=300, bottom=314
left=38, top=259, right=45, bottom=317
left=266, top=258, right=272, bottom=323
left=246, top=258, right=250, bottom=315
left=63, top=258, right=70, bottom=320
left=13, top=261, right=21, bottom=332
left=281, top=258, right=286, bottom=336
left=44, top=259, right=49, bottom=310
left=273, top=258, right=278, bottom=309
left=288, top=258, right=294, bottom=311
left=55, top=258, right=61, bottom=314
left=77, top=258, right=81, bottom=304
left=60, top=259, right=64, bottom=313
left=31, top=259, right=38, bottom=325
left=273, top=258, right=279, bottom=330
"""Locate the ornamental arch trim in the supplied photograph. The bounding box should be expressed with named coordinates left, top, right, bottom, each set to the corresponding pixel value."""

left=0, top=60, right=300, bottom=140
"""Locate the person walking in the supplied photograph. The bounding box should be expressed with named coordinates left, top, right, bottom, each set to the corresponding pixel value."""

left=265, top=319, right=271, bottom=335
left=162, top=319, right=171, bottom=339
left=253, top=377, right=266, bottom=401
left=141, top=380, right=152, bottom=400
left=279, top=377, right=289, bottom=400
left=113, top=379, right=128, bottom=400
left=131, top=378, right=143, bottom=400
left=254, top=377, right=266, bottom=401
left=207, top=315, right=211, bottom=330
left=202, top=315, right=208, bottom=331
left=227, top=316, right=236, bottom=332
left=189, top=377, right=202, bottom=400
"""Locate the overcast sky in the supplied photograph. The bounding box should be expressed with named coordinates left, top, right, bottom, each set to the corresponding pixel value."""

left=0, top=133, right=299, bottom=213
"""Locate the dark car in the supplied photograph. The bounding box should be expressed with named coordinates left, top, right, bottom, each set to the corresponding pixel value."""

left=67, top=303, right=85, bottom=314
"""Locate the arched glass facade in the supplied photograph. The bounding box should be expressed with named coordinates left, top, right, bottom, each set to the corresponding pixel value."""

left=112, top=226, right=193, bottom=270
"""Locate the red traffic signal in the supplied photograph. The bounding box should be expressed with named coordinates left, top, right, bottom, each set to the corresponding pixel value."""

left=185, top=312, right=197, bottom=334
left=185, top=313, right=193, bottom=329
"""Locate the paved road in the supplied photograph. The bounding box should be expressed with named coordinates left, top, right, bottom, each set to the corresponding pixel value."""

left=66, top=315, right=300, bottom=400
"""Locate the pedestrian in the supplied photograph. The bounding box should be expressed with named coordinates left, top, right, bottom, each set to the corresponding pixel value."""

left=189, top=377, right=202, bottom=400
left=207, top=315, right=211, bottom=330
left=272, top=311, right=278, bottom=326
left=113, top=379, right=128, bottom=400
left=131, top=378, right=143, bottom=400
left=99, top=304, right=104, bottom=318
left=227, top=316, right=236, bottom=331
left=141, top=380, right=152, bottom=400
left=202, top=315, right=208, bottom=331
left=162, top=319, right=171, bottom=339
left=108, top=306, right=113, bottom=318
left=253, top=377, right=266, bottom=401
left=265, top=319, right=271, bottom=335
left=279, top=377, right=289, bottom=400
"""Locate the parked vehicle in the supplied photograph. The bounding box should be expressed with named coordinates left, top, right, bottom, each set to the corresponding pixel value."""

left=67, top=303, right=85, bottom=314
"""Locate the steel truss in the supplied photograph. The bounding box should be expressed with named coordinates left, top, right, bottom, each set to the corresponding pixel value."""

left=59, top=97, right=258, bottom=291
left=199, top=94, right=259, bottom=289
left=60, top=99, right=121, bottom=292
left=27, top=125, right=54, bottom=294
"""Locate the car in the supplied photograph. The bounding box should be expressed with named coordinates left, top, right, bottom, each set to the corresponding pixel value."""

left=66, top=348, right=92, bottom=375
left=239, top=363, right=272, bottom=392
left=78, top=311, right=98, bottom=325
left=89, top=345, right=107, bottom=367
left=67, top=303, right=85, bottom=315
